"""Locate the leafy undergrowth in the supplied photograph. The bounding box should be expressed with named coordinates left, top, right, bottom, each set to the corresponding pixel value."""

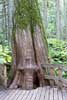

left=48, top=38, right=67, bottom=78
left=0, top=44, right=12, bottom=80
left=0, top=45, right=12, bottom=64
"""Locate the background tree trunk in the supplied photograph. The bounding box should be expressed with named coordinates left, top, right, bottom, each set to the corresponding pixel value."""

left=64, top=0, right=67, bottom=40
left=56, top=0, right=63, bottom=39
left=56, top=0, right=61, bottom=39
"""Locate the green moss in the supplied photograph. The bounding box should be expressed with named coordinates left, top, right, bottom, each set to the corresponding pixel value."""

left=14, top=0, right=41, bottom=30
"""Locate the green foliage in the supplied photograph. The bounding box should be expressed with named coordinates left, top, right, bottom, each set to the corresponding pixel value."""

left=0, top=45, right=12, bottom=64
left=0, top=43, right=12, bottom=80
left=48, top=38, right=67, bottom=65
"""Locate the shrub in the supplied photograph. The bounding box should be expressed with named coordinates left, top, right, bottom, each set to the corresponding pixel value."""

left=48, top=38, right=67, bottom=65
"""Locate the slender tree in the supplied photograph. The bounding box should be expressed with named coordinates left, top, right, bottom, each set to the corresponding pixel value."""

left=10, top=0, right=48, bottom=89
left=64, top=0, right=67, bottom=40
left=56, top=0, right=64, bottom=39
left=56, top=0, right=61, bottom=39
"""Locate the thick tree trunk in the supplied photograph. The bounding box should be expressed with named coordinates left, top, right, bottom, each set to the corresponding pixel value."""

left=10, top=0, right=48, bottom=90
left=10, top=26, right=47, bottom=89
